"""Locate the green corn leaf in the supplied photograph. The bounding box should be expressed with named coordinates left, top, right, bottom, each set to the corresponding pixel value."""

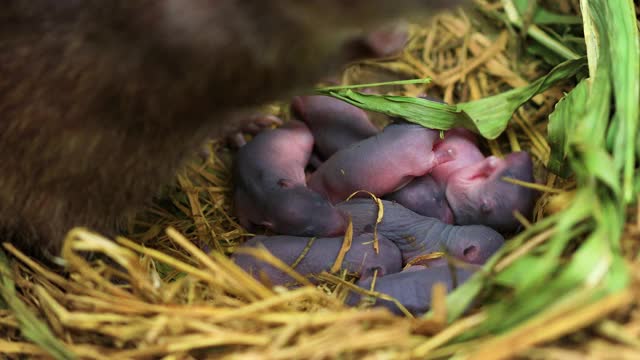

left=313, top=91, right=473, bottom=132
left=492, top=255, right=540, bottom=287
left=512, top=0, right=582, bottom=25
left=580, top=148, right=620, bottom=194
left=456, top=203, right=622, bottom=340
left=594, top=0, right=640, bottom=203
left=441, top=215, right=560, bottom=322
left=547, top=80, right=588, bottom=177
left=527, top=41, right=578, bottom=67
left=317, top=58, right=587, bottom=140
left=457, top=58, right=586, bottom=139
left=502, top=0, right=583, bottom=60
left=440, top=0, right=634, bottom=341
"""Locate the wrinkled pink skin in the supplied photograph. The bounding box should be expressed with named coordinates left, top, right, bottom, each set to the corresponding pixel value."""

left=383, top=127, right=480, bottom=223
left=431, top=128, right=484, bottom=183
left=290, top=97, right=464, bottom=223
left=233, top=120, right=347, bottom=237
left=233, top=234, right=402, bottom=286
left=347, top=265, right=476, bottom=316
left=291, top=95, right=379, bottom=160
left=337, top=199, right=504, bottom=265
left=446, top=152, right=536, bottom=232
left=392, top=128, right=535, bottom=232
left=291, top=97, right=451, bottom=222
left=308, top=123, right=449, bottom=203
left=384, top=175, right=453, bottom=223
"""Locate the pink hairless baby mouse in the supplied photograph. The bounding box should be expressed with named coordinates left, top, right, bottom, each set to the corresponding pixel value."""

left=233, top=120, right=347, bottom=237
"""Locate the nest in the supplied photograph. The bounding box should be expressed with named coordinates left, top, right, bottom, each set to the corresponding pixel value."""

left=2, top=1, right=640, bottom=359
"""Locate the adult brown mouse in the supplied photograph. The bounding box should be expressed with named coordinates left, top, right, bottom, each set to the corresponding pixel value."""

left=0, top=0, right=463, bottom=258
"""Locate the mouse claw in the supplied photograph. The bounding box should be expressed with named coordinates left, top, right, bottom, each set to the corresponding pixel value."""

left=226, top=114, right=284, bottom=149
left=229, top=132, right=248, bottom=148
left=243, top=114, right=283, bottom=135
left=240, top=114, right=283, bottom=135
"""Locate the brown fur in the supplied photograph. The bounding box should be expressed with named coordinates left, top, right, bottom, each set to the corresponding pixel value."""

left=0, top=0, right=461, bottom=258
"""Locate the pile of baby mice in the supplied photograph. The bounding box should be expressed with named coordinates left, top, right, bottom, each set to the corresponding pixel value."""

left=232, top=95, right=536, bottom=316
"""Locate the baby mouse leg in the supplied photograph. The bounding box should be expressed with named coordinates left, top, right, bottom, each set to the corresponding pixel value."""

left=228, top=114, right=284, bottom=148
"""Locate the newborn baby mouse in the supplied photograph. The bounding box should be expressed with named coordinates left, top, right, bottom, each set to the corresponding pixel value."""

left=445, top=152, right=536, bottom=232
left=337, top=199, right=504, bottom=265
left=389, top=127, right=536, bottom=231
left=233, top=233, right=402, bottom=286
left=233, top=120, right=346, bottom=237
left=1, top=0, right=463, bottom=257
left=385, top=128, right=481, bottom=222
left=384, top=174, right=454, bottom=223
left=291, top=97, right=454, bottom=223
left=308, top=123, right=451, bottom=203
left=347, top=264, right=476, bottom=316
left=291, top=95, right=379, bottom=161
